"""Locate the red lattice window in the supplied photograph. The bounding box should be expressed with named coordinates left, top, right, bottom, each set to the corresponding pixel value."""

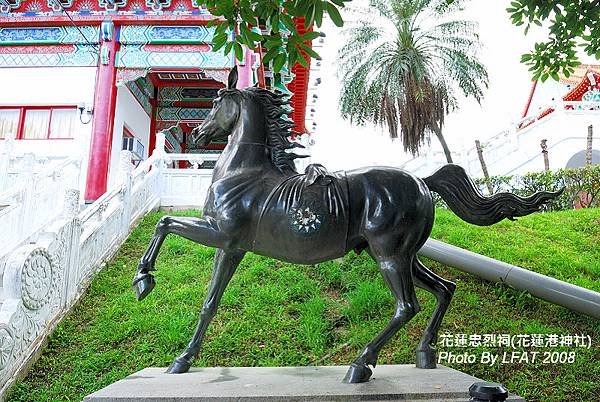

left=0, top=106, right=78, bottom=140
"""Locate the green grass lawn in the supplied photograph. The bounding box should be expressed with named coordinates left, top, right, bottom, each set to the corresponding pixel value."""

left=8, top=208, right=600, bottom=401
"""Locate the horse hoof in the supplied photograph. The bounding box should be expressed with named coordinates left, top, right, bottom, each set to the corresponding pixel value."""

left=166, top=357, right=192, bottom=374
left=133, top=273, right=155, bottom=301
left=416, top=350, right=437, bottom=369
left=342, top=363, right=372, bottom=383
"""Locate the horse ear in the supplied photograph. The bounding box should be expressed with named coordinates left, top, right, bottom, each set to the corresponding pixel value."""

left=228, top=66, right=238, bottom=89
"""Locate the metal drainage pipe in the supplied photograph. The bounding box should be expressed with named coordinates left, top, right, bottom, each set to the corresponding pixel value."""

left=419, top=238, right=600, bottom=319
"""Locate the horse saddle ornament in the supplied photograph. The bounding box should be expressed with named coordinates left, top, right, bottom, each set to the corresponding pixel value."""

left=253, top=164, right=349, bottom=263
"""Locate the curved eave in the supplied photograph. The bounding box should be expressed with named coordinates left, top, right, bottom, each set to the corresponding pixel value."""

left=520, top=68, right=600, bottom=130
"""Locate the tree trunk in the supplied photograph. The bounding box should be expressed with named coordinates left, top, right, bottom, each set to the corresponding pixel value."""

left=475, top=140, right=493, bottom=195
left=432, top=124, right=453, bottom=163
left=540, top=139, right=550, bottom=171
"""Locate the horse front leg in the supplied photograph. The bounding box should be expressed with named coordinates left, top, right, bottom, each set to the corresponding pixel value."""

left=167, top=248, right=245, bottom=374
left=133, top=215, right=231, bottom=300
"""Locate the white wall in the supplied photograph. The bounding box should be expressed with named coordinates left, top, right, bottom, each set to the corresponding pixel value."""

left=0, top=68, right=153, bottom=196
left=0, top=67, right=97, bottom=197
left=108, top=86, right=151, bottom=188
left=0, top=67, right=96, bottom=106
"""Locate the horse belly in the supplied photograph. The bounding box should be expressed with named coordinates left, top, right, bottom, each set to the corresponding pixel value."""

left=253, top=208, right=348, bottom=265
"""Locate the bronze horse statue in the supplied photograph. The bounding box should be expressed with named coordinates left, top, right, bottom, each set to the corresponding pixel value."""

left=133, top=67, right=561, bottom=383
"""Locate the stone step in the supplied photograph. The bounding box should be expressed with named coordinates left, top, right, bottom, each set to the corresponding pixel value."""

left=84, top=364, right=524, bottom=401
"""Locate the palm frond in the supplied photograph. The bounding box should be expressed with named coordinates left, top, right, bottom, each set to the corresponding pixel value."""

left=337, top=0, right=488, bottom=159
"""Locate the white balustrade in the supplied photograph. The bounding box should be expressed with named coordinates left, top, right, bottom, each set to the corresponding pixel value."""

left=160, top=153, right=218, bottom=207
left=0, top=155, right=81, bottom=259
left=399, top=100, right=600, bottom=178
left=0, top=136, right=222, bottom=396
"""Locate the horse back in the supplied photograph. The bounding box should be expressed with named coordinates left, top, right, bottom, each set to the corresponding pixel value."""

left=345, top=167, right=434, bottom=255
left=251, top=165, right=350, bottom=264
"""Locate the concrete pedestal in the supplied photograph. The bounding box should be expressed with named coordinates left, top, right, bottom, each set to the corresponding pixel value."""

left=84, top=365, right=524, bottom=401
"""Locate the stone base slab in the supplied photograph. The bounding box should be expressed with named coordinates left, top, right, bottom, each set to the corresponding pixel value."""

left=84, top=365, right=524, bottom=401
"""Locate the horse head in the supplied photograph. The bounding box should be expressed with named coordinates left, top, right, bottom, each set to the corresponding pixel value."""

left=191, top=66, right=242, bottom=146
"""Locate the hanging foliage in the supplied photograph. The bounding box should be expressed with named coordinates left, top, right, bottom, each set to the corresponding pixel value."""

left=201, top=0, right=350, bottom=72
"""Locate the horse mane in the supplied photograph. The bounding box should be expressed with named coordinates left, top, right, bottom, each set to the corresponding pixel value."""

left=242, top=87, right=306, bottom=173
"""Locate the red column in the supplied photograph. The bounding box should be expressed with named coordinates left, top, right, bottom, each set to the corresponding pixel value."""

left=85, top=20, right=119, bottom=202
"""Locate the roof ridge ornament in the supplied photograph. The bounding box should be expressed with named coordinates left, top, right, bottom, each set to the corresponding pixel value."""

left=98, top=0, right=127, bottom=12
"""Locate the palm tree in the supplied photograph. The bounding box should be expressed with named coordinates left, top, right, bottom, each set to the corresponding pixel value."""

left=337, top=0, right=488, bottom=163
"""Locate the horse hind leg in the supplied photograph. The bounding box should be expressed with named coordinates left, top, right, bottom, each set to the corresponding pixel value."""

left=344, top=253, right=420, bottom=383
left=413, top=258, right=456, bottom=369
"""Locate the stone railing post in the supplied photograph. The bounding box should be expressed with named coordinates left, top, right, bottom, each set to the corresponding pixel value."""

left=62, top=188, right=82, bottom=306
left=119, top=150, right=134, bottom=237
left=155, top=131, right=166, bottom=156
left=154, top=132, right=167, bottom=202
left=18, top=153, right=36, bottom=241
left=0, top=132, right=16, bottom=190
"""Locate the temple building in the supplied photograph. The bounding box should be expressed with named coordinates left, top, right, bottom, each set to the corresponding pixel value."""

left=399, top=65, right=600, bottom=177
left=0, top=2, right=314, bottom=201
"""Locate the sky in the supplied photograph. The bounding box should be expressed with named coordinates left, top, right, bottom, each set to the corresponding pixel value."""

left=308, top=0, right=590, bottom=170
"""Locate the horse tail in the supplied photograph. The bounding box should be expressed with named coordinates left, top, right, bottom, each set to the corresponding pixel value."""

left=423, top=164, right=563, bottom=226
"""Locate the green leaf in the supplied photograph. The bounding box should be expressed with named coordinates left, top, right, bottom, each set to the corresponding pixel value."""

left=233, top=42, right=244, bottom=61
left=298, top=42, right=320, bottom=59
left=224, top=41, right=234, bottom=55
left=288, top=48, right=297, bottom=68
left=520, top=54, right=532, bottom=62
left=215, top=22, right=228, bottom=35
left=283, top=1, right=296, bottom=14
left=301, top=31, right=321, bottom=41
left=326, top=2, right=344, bottom=27
left=273, top=53, right=287, bottom=72
left=262, top=46, right=280, bottom=64
left=272, top=14, right=280, bottom=34
left=315, top=1, right=323, bottom=27
left=280, top=13, right=298, bottom=34
left=296, top=54, right=309, bottom=68
left=212, top=34, right=228, bottom=51
left=305, top=5, right=316, bottom=28
left=248, top=30, right=263, bottom=42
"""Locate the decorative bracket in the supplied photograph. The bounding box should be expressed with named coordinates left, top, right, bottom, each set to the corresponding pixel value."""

left=100, top=46, right=110, bottom=65
left=100, top=20, right=114, bottom=42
